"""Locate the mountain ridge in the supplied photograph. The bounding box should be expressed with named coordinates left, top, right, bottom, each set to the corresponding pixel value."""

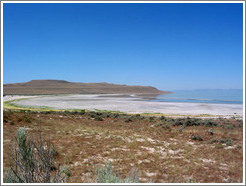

left=3, top=79, right=171, bottom=95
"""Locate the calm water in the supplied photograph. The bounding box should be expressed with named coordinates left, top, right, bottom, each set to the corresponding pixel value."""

left=153, top=89, right=243, bottom=104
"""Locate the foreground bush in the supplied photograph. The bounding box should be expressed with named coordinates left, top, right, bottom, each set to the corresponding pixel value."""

left=95, top=161, right=139, bottom=183
left=4, top=127, right=70, bottom=183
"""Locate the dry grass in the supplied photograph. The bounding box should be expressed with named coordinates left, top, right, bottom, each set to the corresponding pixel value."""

left=3, top=110, right=243, bottom=183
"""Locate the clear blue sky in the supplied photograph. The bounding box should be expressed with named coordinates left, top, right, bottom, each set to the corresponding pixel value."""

left=3, top=3, right=243, bottom=90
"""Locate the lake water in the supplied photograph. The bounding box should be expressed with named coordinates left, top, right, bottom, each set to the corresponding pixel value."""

left=154, top=89, right=243, bottom=104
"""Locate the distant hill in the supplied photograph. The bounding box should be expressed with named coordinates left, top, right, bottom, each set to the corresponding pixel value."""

left=3, top=80, right=170, bottom=95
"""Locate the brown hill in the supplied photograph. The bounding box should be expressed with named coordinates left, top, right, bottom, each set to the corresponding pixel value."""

left=3, top=80, right=170, bottom=95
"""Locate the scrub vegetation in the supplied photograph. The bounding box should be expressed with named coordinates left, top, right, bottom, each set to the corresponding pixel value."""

left=3, top=109, right=243, bottom=183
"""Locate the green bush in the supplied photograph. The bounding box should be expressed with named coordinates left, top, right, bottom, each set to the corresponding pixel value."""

left=202, top=120, right=217, bottom=127
left=173, top=119, right=184, bottom=126
left=124, top=117, right=135, bottom=123
left=185, top=178, right=198, bottom=183
left=95, top=116, right=104, bottom=121
left=172, top=118, right=217, bottom=127
left=154, top=123, right=171, bottom=130
left=101, top=113, right=110, bottom=118
left=112, top=113, right=120, bottom=118
left=208, top=138, right=233, bottom=146
left=237, top=145, right=242, bottom=149
left=191, top=135, right=203, bottom=141
left=160, top=116, right=166, bottom=121
left=4, top=127, right=70, bottom=183
left=184, top=118, right=202, bottom=126
left=88, top=111, right=97, bottom=118
left=95, top=161, right=139, bottom=183
left=149, top=116, right=155, bottom=122
left=219, top=138, right=233, bottom=146
left=79, top=110, right=86, bottom=115
left=3, top=170, right=20, bottom=183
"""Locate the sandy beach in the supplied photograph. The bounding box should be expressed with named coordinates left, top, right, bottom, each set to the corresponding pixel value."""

left=4, top=94, right=243, bottom=117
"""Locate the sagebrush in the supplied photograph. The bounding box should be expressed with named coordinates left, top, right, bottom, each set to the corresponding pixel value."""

left=4, top=127, right=70, bottom=183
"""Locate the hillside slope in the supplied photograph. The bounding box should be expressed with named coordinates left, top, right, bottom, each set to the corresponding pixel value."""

left=3, top=80, right=170, bottom=95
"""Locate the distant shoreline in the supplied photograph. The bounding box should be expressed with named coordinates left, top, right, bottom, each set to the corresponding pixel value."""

left=3, top=94, right=243, bottom=118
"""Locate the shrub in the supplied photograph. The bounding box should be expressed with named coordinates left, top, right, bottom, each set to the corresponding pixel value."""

left=191, top=135, right=203, bottom=141
left=184, top=118, right=193, bottom=126
left=79, top=110, right=86, bottom=115
left=88, top=111, right=97, bottom=118
left=237, top=119, right=243, bottom=127
left=154, top=123, right=163, bottom=127
left=185, top=178, right=198, bottom=183
left=208, top=139, right=218, bottom=144
left=149, top=116, right=155, bottom=122
left=154, top=123, right=171, bottom=131
left=184, top=118, right=202, bottom=126
left=132, top=114, right=145, bottom=120
left=70, top=111, right=79, bottom=115
left=207, top=128, right=214, bottom=135
left=202, top=120, right=217, bottom=127
left=3, top=170, right=19, bottom=183
left=160, top=116, right=166, bottom=121
left=162, top=124, right=171, bottom=131
left=173, top=119, right=184, bottom=126
left=124, top=167, right=139, bottom=183
left=209, top=138, right=233, bottom=146
left=95, top=161, right=122, bottom=183
left=95, top=116, right=104, bottom=121
left=95, top=161, right=139, bottom=183
left=219, top=138, right=233, bottom=146
left=237, top=145, right=242, bottom=149
left=95, top=112, right=103, bottom=116
left=112, top=113, right=120, bottom=118
left=124, top=117, right=135, bottom=123
left=139, top=116, right=146, bottom=120
left=101, top=113, right=110, bottom=118
left=4, top=127, right=70, bottom=183
left=226, top=140, right=233, bottom=146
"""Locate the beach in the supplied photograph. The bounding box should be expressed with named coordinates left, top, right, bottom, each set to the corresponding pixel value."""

left=4, top=94, right=243, bottom=117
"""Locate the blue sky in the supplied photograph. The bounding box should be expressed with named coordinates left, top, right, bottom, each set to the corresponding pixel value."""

left=3, top=3, right=243, bottom=90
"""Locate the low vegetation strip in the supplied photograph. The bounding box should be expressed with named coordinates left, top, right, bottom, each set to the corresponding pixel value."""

left=3, top=109, right=243, bottom=183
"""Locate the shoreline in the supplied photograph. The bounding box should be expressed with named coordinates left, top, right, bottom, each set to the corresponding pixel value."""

left=3, top=94, right=243, bottom=118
